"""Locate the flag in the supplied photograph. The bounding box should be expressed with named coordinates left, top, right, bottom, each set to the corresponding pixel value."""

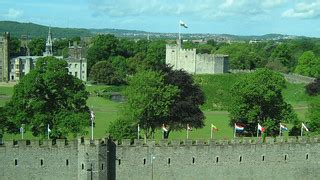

left=258, top=123, right=265, bottom=132
left=138, top=124, right=140, bottom=132
left=187, top=124, right=193, bottom=131
left=162, top=124, right=169, bottom=132
left=235, top=124, right=244, bottom=131
left=179, top=20, right=188, bottom=28
left=20, top=127, right=24, bottom=133
left=47, top=124, right=51, bottom=133
left=90, top=110, right=95, bottom=121
left=302, top=123, right=309, bottom=132
left=211, top=124, right=218, bottom=131
left=280, top=123, right=288, bottom=131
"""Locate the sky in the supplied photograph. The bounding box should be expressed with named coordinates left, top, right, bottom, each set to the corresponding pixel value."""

left=1, top=0, right=320, bottom=37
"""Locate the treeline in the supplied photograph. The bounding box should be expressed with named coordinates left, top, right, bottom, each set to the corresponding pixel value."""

left=183, top=38, right=320, bottom=77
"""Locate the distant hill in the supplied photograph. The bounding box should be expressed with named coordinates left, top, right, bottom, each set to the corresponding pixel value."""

left=0, top=21, right=309, bottom=41
left=0, top=21, right=92, bottom=38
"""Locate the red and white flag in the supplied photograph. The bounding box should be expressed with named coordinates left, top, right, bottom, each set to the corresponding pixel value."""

left=162, top=124, right=169, bottom=132
left=187, top=124, right=192, bottom=131
left=258, top=123, right=265, bottom=132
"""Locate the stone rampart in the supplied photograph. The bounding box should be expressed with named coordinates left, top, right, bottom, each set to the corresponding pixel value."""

left=1, top=137, right=320, bottom=179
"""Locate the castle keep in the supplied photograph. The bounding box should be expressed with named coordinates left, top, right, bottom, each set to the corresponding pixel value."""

left=166, top=40, right=229, bottom=74
left=1, top=137, right=320, bottom=180
left=0, top=32, right=9, bottom=82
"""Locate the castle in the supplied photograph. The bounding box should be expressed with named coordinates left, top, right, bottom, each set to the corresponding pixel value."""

left=0, top=137, right=320, bottom=179
left=166, top=40, right=229, bottom=74
left=0, top=29, right=87, bottom=82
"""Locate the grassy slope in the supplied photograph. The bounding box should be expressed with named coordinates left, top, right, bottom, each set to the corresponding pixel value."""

left=0, top=74, right=312, bottom=140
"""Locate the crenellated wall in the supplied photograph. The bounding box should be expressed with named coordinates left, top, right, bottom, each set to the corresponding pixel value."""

left=1, top=137, right=320, bottom=180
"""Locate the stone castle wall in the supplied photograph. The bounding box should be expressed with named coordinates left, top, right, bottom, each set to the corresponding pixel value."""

left=166, top=44, right=229, bottom=74
left=0, top=32, right=9, bottom=82
left=1, top=137, right=320, bottom=180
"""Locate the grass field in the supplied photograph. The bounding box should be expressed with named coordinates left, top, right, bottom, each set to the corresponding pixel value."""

left=0, top=75, right=311, bottom=140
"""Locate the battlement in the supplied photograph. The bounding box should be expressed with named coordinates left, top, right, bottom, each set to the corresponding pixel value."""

left=115, top=136, right=319, bottom=147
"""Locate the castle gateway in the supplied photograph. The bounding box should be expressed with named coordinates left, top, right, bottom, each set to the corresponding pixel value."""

left=166, top=40, right=229, bottom=74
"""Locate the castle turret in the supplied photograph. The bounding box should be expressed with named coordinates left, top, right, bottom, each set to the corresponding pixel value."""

left=43, top=28, right=53, bottom=56
left=0, top=32, right=10, bottom=82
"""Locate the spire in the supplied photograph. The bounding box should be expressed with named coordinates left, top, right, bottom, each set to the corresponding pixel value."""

left=44, top=27, right=53, bottom=56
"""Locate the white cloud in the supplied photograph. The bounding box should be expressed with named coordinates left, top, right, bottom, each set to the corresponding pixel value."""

left=282, top=1, right=320, bottom=19
left=89, top=0, right=287, bottom=19
left=4, top=8, right=23, bottom=18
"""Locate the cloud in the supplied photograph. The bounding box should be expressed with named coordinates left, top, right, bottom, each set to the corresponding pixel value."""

left=4, top=8, right=23, bottom=18
left=88, top=0, right=287, bottom=19
left=282, top=1, right=320, bottom=19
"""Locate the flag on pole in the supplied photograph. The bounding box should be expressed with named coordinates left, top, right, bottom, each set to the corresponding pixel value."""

left=302, top=123, right=309, bottom=132
left=162, top=124, right=169, bottom=132
left=211, top=124, right=218, bottom=131
left=20, top=126, right=24, bottom=133
left=235, top=124, right=244, bottom=131
left=47, top=124, right=51, bottom=133
left=187, top=124, right=193, bottom=131
left=179, top=20, right=188, bottom=28
left=280, top=123, right=288, bottom=131
left=258, top=123, right=265, bottom=132
left=90, top=110, right=95, bottom=121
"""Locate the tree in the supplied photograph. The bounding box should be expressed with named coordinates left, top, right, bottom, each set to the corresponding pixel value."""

left=161, top=66, right=205, bottom=137
left=305, top=78, right=320, bottom=96
left=3, top=56, right=89, bottom=138
left=86, top=34, right=120, bottom=73
left=229, top=68, right=297, bottom=136
left=119, top=70, right=180, bottom=139
left=295, top=51, right=320, bottom=77
left=308, top=96, right=320, bottom=133
left=28, top=38, right=45, bottom=56
left=108, top=117, right=137, bottom=141
left=9, top=37, right=21, bottom=57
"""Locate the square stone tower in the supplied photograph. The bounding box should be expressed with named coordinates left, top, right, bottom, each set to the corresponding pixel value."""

left=0, top=32, right=10, bottom=82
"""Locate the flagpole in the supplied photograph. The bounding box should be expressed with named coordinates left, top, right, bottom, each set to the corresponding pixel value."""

left=178, top=22, right=181, bottom=41
left=47, top=124, right=50, bottom=140
left=187, top=124, right=189, bottom=139
left=257, top=124, right=259, bottom=138
left=279, top=123, right=281, bottom=137
left=138, top=124, right=140, bottom=140
left=233, top=123, right=236, bottom=138
left=301, top=125, right=303, bottom=137
left=211, top=126, right=213, bottom=139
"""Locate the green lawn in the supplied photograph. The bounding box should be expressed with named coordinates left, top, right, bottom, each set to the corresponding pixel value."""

left=0, top=79, right=311, bottom=140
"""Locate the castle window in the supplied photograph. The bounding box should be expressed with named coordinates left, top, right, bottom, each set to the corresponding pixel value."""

left=40, top=159, right=43, bottom=166
left=15, top=159, right=18, bottom=166
left=262, top=155, right=265, bottom=161
left=192, top=157, right=195, bottom=164
left=83, top=64, right=85, bottom=67
left=172, top=50, right=175, bottom=52
left=239, top=156, right=242, bottom=162
left=118, top=159, right=121, bottom=165
left=75, top=64, right=77, bottom=68
left=306, top=154, right=309, bottom=160
left=82, top=163, right=84, bottom=170
left=143, top=158, right=146, bottom=165
left=284, top=155, right=287, bottom=161
left=185, top=55, right=188, bottom=58
left=168, top=158, right=171, bottom=165
left=102, top=163, right=104, bottom=170
left=66, top=159, right=69, bottom=166
left=75, top=72, right=78, bottom=77
left=216, top=157, right=219, bottom=163
left=69, top=64, right=71, bottom=68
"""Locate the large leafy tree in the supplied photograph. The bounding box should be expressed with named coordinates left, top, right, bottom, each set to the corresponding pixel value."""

left=295, top=51, right=320, bottom=77
left=28, top=38, right=46, bottom=56
left=229, top=68, right=297, bottom=136
left=114, top=70, right=180, bottom=139
left=162, top=66, right=205, bottom=137
left=3, top=56, right=90, bottom=138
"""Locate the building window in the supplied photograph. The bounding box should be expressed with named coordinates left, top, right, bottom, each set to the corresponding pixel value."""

left=143, top=158, right=146, bottom=165
left=306, top=154, right=309, bottom=160
left=239, top=156, right=242, bottom=162
left=101, top=163, right=104, bottom=170
left=82, top=64, right=85, bottom=67
left=118, top=159, right=121, bottom=165
left=15, top=159, right=18, bottom=166
left=69, top=72, right=72, bottom=75
left=75, top=64, right=77, bottom=68
left=192, top=157, right=195, bottom=164
left=66, top=159, right=69, bottom=166
left=69, top=64, right=71, bottom=68
left=284, top=155, right=287, bottom=161
left=82, top=164, right=84, bottom=170
left=262, top=155, right=265, bottom=161
left=168, top=158, right=171, bottom=165
left=75, top=72, right=78, bottom=77
left=82, top=71, right=85, bottom=73
left=216, top=157, right=219, bottom=163
left=40, top=159, right=43, bottom=166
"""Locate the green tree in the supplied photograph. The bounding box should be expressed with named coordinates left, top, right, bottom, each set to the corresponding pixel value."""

left=3, top=56, right=89, bottom=138
left=305, top=78, right=320, bottom=96
left=9, top=37, right=21, bottom=57
left=28, top=38, right=45, bottom=56
left=295, top=51, right=320, bottom=77
left=119, top=70, right=180, bottom=139
left=86, top=34, right=119, bottom=73
left=229, top=68, right=297, bottom=136
left=308, top=96, right=320, bottom=133
left=108, top=117, right=137, bottom=141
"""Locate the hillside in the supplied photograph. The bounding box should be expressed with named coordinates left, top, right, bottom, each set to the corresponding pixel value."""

left=0, top=21, right=92, bottom=38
